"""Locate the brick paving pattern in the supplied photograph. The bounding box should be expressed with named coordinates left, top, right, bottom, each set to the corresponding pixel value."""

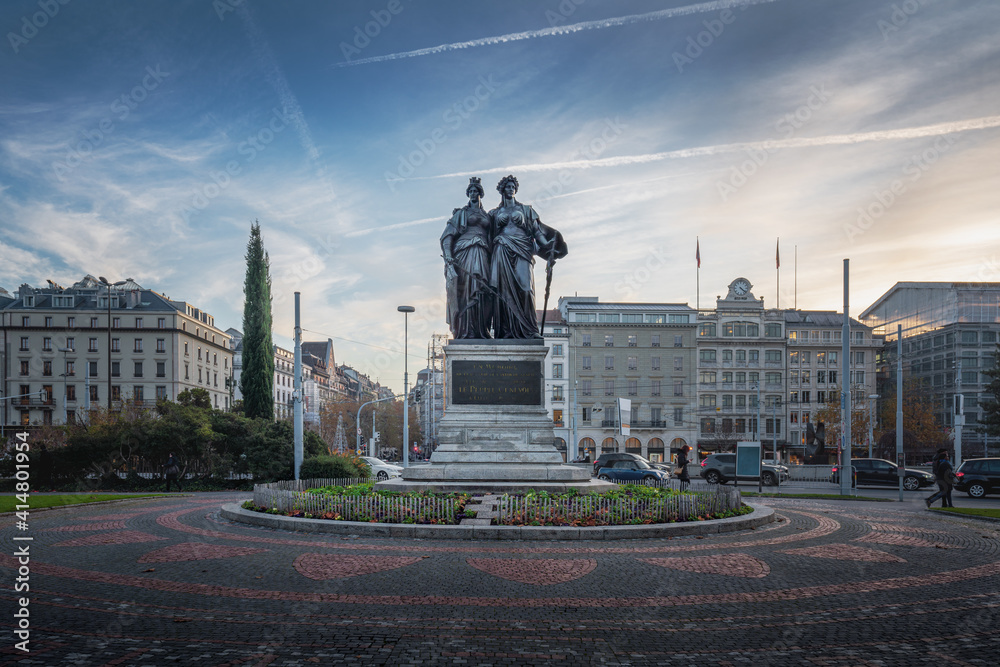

left=1, top=493, right=999, bottom=665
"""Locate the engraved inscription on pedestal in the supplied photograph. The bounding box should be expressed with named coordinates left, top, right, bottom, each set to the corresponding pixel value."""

left=452, top=360, right=541, bottom=406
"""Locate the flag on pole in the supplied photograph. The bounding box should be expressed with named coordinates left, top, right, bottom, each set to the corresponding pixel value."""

left=696, top=238, right=701, bottom=268
left=776, top=238, right=780, bottom=269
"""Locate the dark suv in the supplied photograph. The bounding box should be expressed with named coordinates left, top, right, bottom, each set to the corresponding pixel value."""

left=699, top=453, right=789, bottom=486
left=954, top=458, right=1000, bottom=498
left=592, top=452, right=670, bottom=477
left=830, top=458, right=934, bottom=491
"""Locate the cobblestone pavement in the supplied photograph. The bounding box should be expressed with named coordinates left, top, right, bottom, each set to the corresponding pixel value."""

left=3, top=493, right=999, bottom=666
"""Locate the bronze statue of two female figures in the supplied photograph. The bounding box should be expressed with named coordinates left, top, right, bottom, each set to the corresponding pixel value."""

left=441, top=175, right=567, bottom=340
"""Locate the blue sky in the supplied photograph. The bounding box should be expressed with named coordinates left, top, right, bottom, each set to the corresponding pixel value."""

left=2, top=0, right=999, bottom=391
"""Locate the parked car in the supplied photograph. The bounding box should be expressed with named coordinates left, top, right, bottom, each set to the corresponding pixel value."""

left=953, top=458, right=1000, bottom=498
left=829, top=458, right=934, bottom=491
left=592, top=452, right=670, bottom=477
left=360, top=456, right=403, bottom=481
left=596, top=459, right=671, bottom=485
left=699, top=453, right=789, bottom=486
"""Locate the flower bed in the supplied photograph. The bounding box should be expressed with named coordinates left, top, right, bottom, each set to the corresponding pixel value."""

left=247, top=479, right=471, bottom=524
left=496, top=485, right=746, bottom=526
left=246, top=480, right=748, bottom=527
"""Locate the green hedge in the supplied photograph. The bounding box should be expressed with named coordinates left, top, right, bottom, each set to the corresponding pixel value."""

left=299, top=455, right=370, bottom=480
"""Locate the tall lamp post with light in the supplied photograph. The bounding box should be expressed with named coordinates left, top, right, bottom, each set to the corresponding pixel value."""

left=398, top=305, right=415, bottom=468
left=98, top=277, right=125, bottom=410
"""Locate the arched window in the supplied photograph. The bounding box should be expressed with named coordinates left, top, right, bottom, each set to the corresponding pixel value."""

left=647, top=437, right=665, bottom=461
left=601, top=437, right=618, bottom=453
left=553, top=437, right=566, bottom=450
left=625, top=437, right=642, bottom=453
left=579, top=437, right=596, bottom=454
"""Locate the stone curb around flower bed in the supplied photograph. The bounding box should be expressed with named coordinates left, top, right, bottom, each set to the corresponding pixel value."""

left=220, top=501, right=775, bottom=540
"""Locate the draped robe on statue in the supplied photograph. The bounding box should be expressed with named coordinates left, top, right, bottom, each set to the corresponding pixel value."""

left=441, top=205, right=493, bottom=339
left=488, top=200, right=567, bottom=339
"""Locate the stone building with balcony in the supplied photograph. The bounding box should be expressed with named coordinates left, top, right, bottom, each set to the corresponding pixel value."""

left=539, top=309, right=571, bottom=460
left=2, top=276, right=232, bottom=428
left=559, top=296, right=698, bottom=463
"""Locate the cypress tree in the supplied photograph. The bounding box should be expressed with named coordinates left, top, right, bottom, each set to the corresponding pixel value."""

left=240, top=221, right=275, bottom=420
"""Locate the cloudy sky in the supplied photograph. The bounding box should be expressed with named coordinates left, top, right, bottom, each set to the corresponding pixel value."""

left=2, top=0, right=999, bottom=391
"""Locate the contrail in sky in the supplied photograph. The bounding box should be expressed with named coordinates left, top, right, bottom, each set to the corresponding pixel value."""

left=420, top=115, right=1000, bottom=180
left=334, top=0, right=784, bottom=67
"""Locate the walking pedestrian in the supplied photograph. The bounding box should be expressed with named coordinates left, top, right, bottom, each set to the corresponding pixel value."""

left=164, top=452, right=182, bottom=493
left=677, top=445, right=692, bottom=490
left=926, top=448, right=954, bottom=508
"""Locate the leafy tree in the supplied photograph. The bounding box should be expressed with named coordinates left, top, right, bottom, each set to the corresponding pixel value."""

left=979, top=343, right=1000, bottom=437
left=812, top=389, right=872, bottom=456
left=240, top=221, right=274, bottom=420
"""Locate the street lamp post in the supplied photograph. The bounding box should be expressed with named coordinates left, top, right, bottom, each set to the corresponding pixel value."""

left=398, top=305, right=415, bottom=468
left=58, top=347, right=71, bottom=424
left=98, top=277, right=125, bottom=410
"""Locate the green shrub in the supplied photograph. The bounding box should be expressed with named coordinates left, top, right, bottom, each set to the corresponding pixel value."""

left=300, top=455, right=370, bottom=480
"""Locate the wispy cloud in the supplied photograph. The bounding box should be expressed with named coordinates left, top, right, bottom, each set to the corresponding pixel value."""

left=419, top=115, right=1000, bottom=179
left=334, top=0, right=787, bottom=67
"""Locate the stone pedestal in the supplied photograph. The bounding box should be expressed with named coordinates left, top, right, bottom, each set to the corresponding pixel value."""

left=379, top=342, right=612, bottom=494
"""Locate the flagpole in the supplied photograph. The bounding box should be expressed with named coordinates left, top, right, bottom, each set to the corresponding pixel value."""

left=776, top=237, right=780, bottom=310
left=794, top=245, right=798, bottom=310
left=696, top=237, right=701, bottom=312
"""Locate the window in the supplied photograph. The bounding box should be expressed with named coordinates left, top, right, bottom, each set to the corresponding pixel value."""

left=673, top=381, right=683, bottom=396
left=604, top=335, right=614, bottom=347
left=628, top=335, right=637, bottom=347
left=674, top=335, right=683, bottom=347
left=802, top=351, right=811, bottom=365
left=156, top=386, right=167, bottom=400
left=112, top=317, right=120, bottom=329
left=65, top=361, right=75, bottom=376
left=650, top=407, right=661, bottom=424
left=627, top=356, right=637, bottom=370
left=766, top=372, right=781, bottom=384
left=66, top=385, right=76, bottom=401
left=605, top=355, right=615, bottom=370
left=134, top=362, right=143, bottom=377
left=20, top=360, right=29, bottom=375
left=817, top=390, right=826, bottom=404
left=582, top=355, right=591, bottom=370
left=111, top=385, right=121, bottom=401
left=134, top=339, right=143, bottom=352
left=766, top=419, right=781, bottom=435
left=64, top=337, right=75, bottom=351
left=45, top=316, right=53, bottom=327
left=829, top=370, right=837, bottom=383
left=214, top=372, right=218, bottom=387
left=604, top=379, right=615, bottom=396
left=88, top=361, right=98, bottom=377
left=816, top=351, right=826, bottom=365
left=67, top=317, right=75, bottom=328
left=198, top=347, right=202, bottom=361
left=622, top=314, right=642, bottom=324
left=674, top=356, right=683, bottom=371
left=630, top=406, right=639, bottom=422
left=722, top=350, right=732, bottom=362
left=651, top=335, right=660, bottom=347
left=700, top=418, right=716, bottom=434
left=765, top=323, right=782, bottom=337
left=748, top=350, right=759, bottom=362
left=651, top=380, right=661, bottom=396
left=111, top=362, right=120, bottom=377
left=828, top=351, right=838, bottom=364
left=156, top=339, right=166, bottom=353
left=111, top=338, right=120, bottom=352
left=552, top=363, right=563, bottom=379
left=766, top=350, right=782, bottom=363
left=158, top=317, right=166, bottom=329
left=90, top=316, right=98, bottom=328
left=722, top=394, right=733, bottom=408
left=736, top=395, right=746, bottom=408
left=582, top=334, right=591, bottom=347
left=43, top=361, right=52, bottom=376
left=552, top=386, right=564, bottom=401
left=582, top=407, right=592, bottom=422
left=749, top=372, right=759, bottom=383
left=736, top=372, right=746, bottom=383
left=700, top=395, right=717, bottom=408
left=674, top=407, right=683, bottom=425
left=156, top=361, right=166, bottom=378
left=699, top=350, right=717, bottom=362
left=699, top=371, right=716, bottom=383
left=552, top=344, right=563, bottom=356
left=43, top=337, right=52, bottom=351
left=90, top=385, right=99, bottom=402
left=817, top=370, right=826, bottom=383
left=627, top=380, right=637, bottom=396
left=89, top=337, right=99, bottom=352
left=599, top=313, right=620, bottom=323
left=581, top=380, right=592, bottom=396
left=198, top=368, right=203, bottom=384
left=735, top=350, right=746, bottom=362
left=134, top=386, right=144, bottom=402
left=135, top=317, right=143, bottom=328
left=21, top=316, right=29, bottom=327
left=553, top=409, right=563, bottom=425
left=723, top=322, right=759, bottom=337
left=646, top=314, right=665, bottom=324
left=699, top=323, right=716, bottom=337
left=651, top=356, right=660, bottom=371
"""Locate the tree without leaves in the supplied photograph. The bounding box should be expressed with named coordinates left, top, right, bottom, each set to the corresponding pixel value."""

left=874, top=377, right=949, bottom=459
left=240, top=221, right=275, bottom=421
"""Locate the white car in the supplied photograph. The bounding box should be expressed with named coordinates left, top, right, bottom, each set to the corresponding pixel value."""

left=361, top=456, right=403, bottom=481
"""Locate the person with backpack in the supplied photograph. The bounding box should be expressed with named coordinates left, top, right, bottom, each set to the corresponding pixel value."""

left=926, top=448, right=954, bottom=508
left=676, top=445, right=692, bottom=490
